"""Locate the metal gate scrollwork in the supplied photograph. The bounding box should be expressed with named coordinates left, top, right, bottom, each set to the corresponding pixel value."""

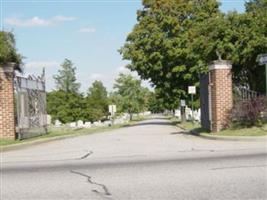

left=14, top=70, right=47, bottom=139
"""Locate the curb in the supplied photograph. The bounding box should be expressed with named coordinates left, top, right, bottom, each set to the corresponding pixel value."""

left=0, top=134, right=82, bottom=152
left=194, top=131, right=267, bottom=142
left=0, top=126, right=124, bottom=152
left=176, top=124, right=267, bottom=142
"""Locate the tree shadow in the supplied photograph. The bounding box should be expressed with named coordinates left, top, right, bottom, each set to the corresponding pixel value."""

left=124, top=121, right=173, bottom=128
left=170, top=128, right=207, bottom=136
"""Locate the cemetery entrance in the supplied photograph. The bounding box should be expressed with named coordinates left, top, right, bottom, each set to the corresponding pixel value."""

left=15, top=73, right=47, bottom=139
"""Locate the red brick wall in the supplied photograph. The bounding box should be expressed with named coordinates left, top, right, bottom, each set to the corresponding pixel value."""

left=0, top=66, right=16, bottom=139
left=210, top=68, right=233, bottom=132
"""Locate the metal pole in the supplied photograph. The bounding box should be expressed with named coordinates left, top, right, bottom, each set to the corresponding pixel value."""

left=191, top=94, right=194, bottom=122
left=266, top=64, right=267, bottom=96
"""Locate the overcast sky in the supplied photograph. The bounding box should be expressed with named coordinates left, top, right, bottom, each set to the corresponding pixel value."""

left=1, top=0, right=246, bottom=93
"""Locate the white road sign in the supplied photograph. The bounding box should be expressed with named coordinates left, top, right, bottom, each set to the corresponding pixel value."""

left=258, top=54, right=267, bottom=65
left=180, top=99, right=186, bottom=107
left=188, top=86, right=196, bottom=94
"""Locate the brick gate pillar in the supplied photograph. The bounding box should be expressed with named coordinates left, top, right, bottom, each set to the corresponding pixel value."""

left=209, top=60, right=233, bottom=132
left=0, top=64, right=16, bottom=139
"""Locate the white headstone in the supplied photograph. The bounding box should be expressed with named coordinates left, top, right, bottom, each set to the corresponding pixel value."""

left=55, top=120, right=62, bottom=127
left=104, top=120, right=112, bottom=126
left=70, top=122, right=76, bottom=128
left=46, top=115, right=52, bottom=125
left=84, top=122, right=92, bottom=128
left=77, top=120, right=84, bottom=128
left=175, top=109, right=181, bottom=119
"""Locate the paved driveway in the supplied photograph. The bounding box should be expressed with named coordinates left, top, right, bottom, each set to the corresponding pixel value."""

left=2, top=116, right=267, bottom=199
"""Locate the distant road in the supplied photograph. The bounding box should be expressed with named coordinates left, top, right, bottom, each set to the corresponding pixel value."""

left=2, top=117, right=267, bottom=200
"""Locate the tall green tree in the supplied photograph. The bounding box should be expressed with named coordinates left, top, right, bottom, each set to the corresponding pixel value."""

left=53, top=59, right=81, bottom=93
left=113, top=73, right=147, bottom=120
left=120, top=0, right=221, bottom=109
left=85, top=80, right=109, bottom=122
left=121, top=0, right=267, bottom=106
left=47, top=91, right=85, bottom=123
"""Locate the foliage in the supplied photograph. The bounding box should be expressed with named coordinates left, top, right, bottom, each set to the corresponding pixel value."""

left=47, top=90, right=85, bottom=123
left=147, top=90, right=165, bottom=113
left=225, top=0, right=267, bottom=92
left=120, top=0, right=221, bottom=109
left=85, top=80, right=109, bottom=122
left=120, top=0, right=267, bottom=108
left=113, top=73, right=149, bottom=119
left=53, top=59, right=81, bottom=93
left=231, top=96, right=267, bottom=126
left=0, top=31, right=23, bottom=71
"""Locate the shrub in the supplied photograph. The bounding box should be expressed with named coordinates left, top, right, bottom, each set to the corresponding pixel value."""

left=231, top=96, right=267, bottom=127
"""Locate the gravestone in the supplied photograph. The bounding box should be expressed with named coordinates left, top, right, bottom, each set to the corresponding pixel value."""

left=77, top=120, right=84, bottom=128
left=69, top=122, right=76, bottom=128
left=84, top=122, right=91, bottom=128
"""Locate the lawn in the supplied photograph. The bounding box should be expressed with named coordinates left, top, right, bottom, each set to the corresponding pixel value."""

left=0, top=116, right=148, bottom=147
left=172, top=118, right=267, bottom=137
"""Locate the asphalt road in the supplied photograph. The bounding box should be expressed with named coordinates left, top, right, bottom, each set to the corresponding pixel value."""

left=1, top=117, right=267, bottom=200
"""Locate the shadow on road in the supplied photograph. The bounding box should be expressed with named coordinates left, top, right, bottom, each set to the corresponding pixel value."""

left=170, top=131, right=189, bottom=135
left=170, top=128, right=204, bottom=136
left=124, top=121, right=173, bottom=128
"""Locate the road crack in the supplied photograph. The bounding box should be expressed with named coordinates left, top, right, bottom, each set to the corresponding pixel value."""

left=77, top=151, right=93, bottom=160
left=70, top=170, right=112, bottom=197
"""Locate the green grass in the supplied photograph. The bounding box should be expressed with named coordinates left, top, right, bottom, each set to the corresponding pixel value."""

left=212, top=125, right=267, bottom=137
left=171, top=117, right=267, bottom=137
left=0, top=116, right=151, bottom=147
left=0, top=126, right=117, bottom=147
left=0, top=139, right=21, bottom=146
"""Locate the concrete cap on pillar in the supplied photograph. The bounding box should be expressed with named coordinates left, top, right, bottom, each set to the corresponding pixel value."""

left=209, top=60, right=232, bottom=71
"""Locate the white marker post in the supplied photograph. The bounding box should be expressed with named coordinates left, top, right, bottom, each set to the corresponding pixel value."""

left=180, top=99, right=186, bottom=123
left=108, top=105, right=117, bottom=125
left=257, top=54, right=267, bottom=95
left=188, top=86, right=196, bottom=122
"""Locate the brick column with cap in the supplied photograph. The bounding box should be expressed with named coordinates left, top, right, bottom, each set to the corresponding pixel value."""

left=0, top=64, right=16, bottom=139
left=209, top=60, right=233, bottom=132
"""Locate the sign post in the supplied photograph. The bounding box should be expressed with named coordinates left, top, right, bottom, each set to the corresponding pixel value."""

left=188, top=86, right=196, bottom=122
left=257, top=54, right=267, bottom=95
left=180, top=99, right=186, bottom=123
left=108, top=105, right=116, bottom=125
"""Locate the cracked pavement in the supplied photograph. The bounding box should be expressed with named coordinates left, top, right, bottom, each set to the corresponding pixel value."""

left=1, top=116, right=267, bottom=199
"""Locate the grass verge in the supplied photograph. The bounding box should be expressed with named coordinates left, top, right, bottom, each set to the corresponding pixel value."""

left=171, top=118, right=267, bottom=137
left=0, top=116, right=148, bottom=147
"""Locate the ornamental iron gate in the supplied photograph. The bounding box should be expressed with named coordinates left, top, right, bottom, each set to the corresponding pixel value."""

left=14, top=71, right=47, bottom=139
left=200, top=73, right=211, bottom=131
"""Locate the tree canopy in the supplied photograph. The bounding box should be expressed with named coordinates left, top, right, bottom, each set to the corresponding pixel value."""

left=47, top=90, right=84, bottom=123
left=0, top=31, right=23, bottom=71
left=113, top=73, right=150, bottom=119
left=53, top=59, right=81, bottom=93
left=120, top=0, right=267, bottom=109
left=85, top=80, right=109, bottom=122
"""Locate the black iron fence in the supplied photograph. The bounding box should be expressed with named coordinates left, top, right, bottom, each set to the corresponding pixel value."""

left=232, top=86, right=267, bottom=126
